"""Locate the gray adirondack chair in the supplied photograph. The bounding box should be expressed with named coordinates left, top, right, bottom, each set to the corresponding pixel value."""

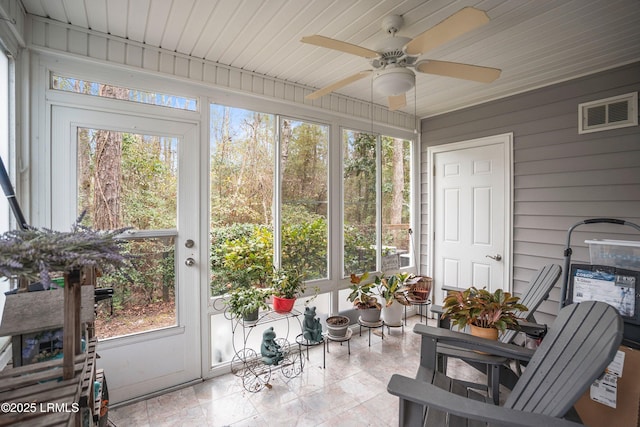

left=387, top=300, right=623, bottom=427
left=436, top=263, right=562, bottom=403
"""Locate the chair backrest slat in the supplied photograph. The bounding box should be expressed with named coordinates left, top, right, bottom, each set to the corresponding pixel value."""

left=505, top=301, right=623, bottom=417
left=500, top=264, right=561, bottom=343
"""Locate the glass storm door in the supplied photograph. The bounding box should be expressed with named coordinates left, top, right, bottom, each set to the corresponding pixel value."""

left=51, top=106, right=201, bottom=403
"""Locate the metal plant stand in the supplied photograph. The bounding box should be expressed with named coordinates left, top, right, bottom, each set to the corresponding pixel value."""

left=216, top=299, right=305, bottom=392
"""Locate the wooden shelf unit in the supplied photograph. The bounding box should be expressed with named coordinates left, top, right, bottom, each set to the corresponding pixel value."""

left=0, top=268, right=105, bottom=426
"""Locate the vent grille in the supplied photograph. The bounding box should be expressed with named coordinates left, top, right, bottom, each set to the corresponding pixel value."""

left=579, top=92, right=637, bottom=134
left=608, top=101, right=629, bottom=123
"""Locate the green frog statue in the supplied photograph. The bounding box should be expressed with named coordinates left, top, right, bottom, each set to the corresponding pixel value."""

left=260, top=327, right=284, bottom=365
left=302, top=306, right=323, bottom=343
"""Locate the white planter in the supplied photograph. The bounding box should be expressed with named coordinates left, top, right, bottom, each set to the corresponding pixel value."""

left=382, top=300, right=404, bottom=327
left=359, top=307, right=381, bottom=323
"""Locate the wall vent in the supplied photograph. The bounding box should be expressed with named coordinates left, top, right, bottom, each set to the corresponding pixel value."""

left=578, top=92, right=638, bottom=134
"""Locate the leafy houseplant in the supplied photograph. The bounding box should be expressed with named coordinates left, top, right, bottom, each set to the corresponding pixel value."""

left=376, top=273, right=412, bottom=326
left=347, top=272, right=382, bottom=322
left=271, top=267, right=306, bottom=313
left=224, top=286, right=271, bottom=322
left=442, top=287, right=528, bottom=337
left=376, top=273, right=412, bottom=307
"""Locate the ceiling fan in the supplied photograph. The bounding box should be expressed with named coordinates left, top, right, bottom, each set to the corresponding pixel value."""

left=301, top=7, right=501, bottom=111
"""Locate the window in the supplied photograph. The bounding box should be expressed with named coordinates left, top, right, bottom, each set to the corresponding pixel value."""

left=209, top=105, right=275, bottom=295
left=52, top=74, right=197, bottom=111
left=381, top=136, right=413, bottom=270
left=343, top=130, right=377, bottom=275
left=208, top=108, right=332, bottom=365
left=280, top=118, right=329, bottom=280
left=343, top=130, right=413, bottom=277
left=77, top=126, right=179, bottom=338
left=0, top=51, right=9, bottom=233
left=0, top=51, right=13, bottom=360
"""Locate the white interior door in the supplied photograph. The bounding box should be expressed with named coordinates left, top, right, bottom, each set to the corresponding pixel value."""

left=51, top=106, right=201, bottom=403
left=429, top=134, right=512, bottom=306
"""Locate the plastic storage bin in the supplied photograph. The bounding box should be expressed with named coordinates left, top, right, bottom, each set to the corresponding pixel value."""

left=586, top=239, right=640, bottom=271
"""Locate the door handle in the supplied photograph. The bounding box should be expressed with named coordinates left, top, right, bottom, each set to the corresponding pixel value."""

left=486, top=254, right=502, bottom=261
left=185, top=257, right=196, bottom=266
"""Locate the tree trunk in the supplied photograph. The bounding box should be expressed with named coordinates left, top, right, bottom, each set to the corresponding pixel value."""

left=92, top=85, right=128, bottom=230
left=93, top=129, right=122, bottom=229
left=77, top=127, right=92, bottom=215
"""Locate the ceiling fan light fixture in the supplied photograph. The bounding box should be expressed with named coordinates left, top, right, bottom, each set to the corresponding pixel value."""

left=373, top=67, right=415, bottom=96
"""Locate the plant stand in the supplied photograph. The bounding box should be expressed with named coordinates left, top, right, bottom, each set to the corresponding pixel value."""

left=0, top=268, right=107, bottom=426
left=227, top=308, right=305, bottom=392
left=405, top=299, right=431, bottom=325
left=358, top=317, right=384, bottom=347
left=382, top=302, right=405, bottom=333
left=295, top=334, right=325, bottom=369
left=323, top=329, right=352, bottom=358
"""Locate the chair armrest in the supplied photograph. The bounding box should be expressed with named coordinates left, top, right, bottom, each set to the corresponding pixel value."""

left=413, top=323, right=536, bottom=362
left=430, top=304, right=450, bottom=329
left=387, top=374, right=583, bottom=427
left=430, top=304, right=444, bottom=315
left=518, top=320, right=547, bottom=337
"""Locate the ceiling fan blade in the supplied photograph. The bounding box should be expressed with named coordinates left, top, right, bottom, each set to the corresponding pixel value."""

left=416, top=60, right=501, bottom=83
left=305, top=71, right=372, bottom=100
left=388, top=93, right=406, bottom=111
left=301, top=35, right=380, bottom=59
left=404, top=7, right=490, bottom=56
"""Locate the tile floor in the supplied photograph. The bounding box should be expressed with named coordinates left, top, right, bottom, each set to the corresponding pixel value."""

left=108, top=316, right=496, bottom=427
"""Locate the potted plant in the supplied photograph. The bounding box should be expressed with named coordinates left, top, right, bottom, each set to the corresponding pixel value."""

left=376, top=272, right=411, bottom=326
left=347, top=272, right=382, bottom=323
left=224, top=286, right=271, bottom=323
left=325, top=315, right=350, bottom=338
left=441, top=286, right=528, bottom=340
left=270, top=267, right=306, bottom=313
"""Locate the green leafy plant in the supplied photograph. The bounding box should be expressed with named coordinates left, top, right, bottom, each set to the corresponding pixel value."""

left=224, top=286, right=271, bottom=318
left=375, top=272, right=411, bottom=307
left=347, top=272, right=381, bottom=309
left=442, top=287, right=528, bottom=333
left=271, top=267, right=306, bottom=299
left=221, top=226, right=274, bottom=288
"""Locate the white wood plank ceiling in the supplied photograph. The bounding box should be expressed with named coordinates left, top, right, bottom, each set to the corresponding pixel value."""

left=20, top=0, right=640, bottom=118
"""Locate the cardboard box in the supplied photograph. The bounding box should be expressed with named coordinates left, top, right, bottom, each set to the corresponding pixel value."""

left=575, top=346, right=640, bottom=427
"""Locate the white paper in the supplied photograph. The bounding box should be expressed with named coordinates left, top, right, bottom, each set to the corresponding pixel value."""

left=589, top=350, right=626, bottom=408
left=590, top=373, right=618, bottom=409
left=605, top=350, right=625, bottom=378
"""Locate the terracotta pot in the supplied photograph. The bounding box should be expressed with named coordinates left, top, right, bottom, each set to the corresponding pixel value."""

left=272, top=295, right=296, bottom=313
left=470, top=324, right=498, bottom=354
left=470, top=324, right=499, bottom=340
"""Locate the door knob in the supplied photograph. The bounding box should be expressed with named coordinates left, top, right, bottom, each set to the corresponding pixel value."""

left=486, top=254, right=502, bottom=261
left=185, top=257, right=195, bottom=266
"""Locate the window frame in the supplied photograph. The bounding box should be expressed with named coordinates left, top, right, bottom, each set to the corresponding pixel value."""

left=30, top=54, right=419, bottom=374
left=340, top=127, right=417, bottom=280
